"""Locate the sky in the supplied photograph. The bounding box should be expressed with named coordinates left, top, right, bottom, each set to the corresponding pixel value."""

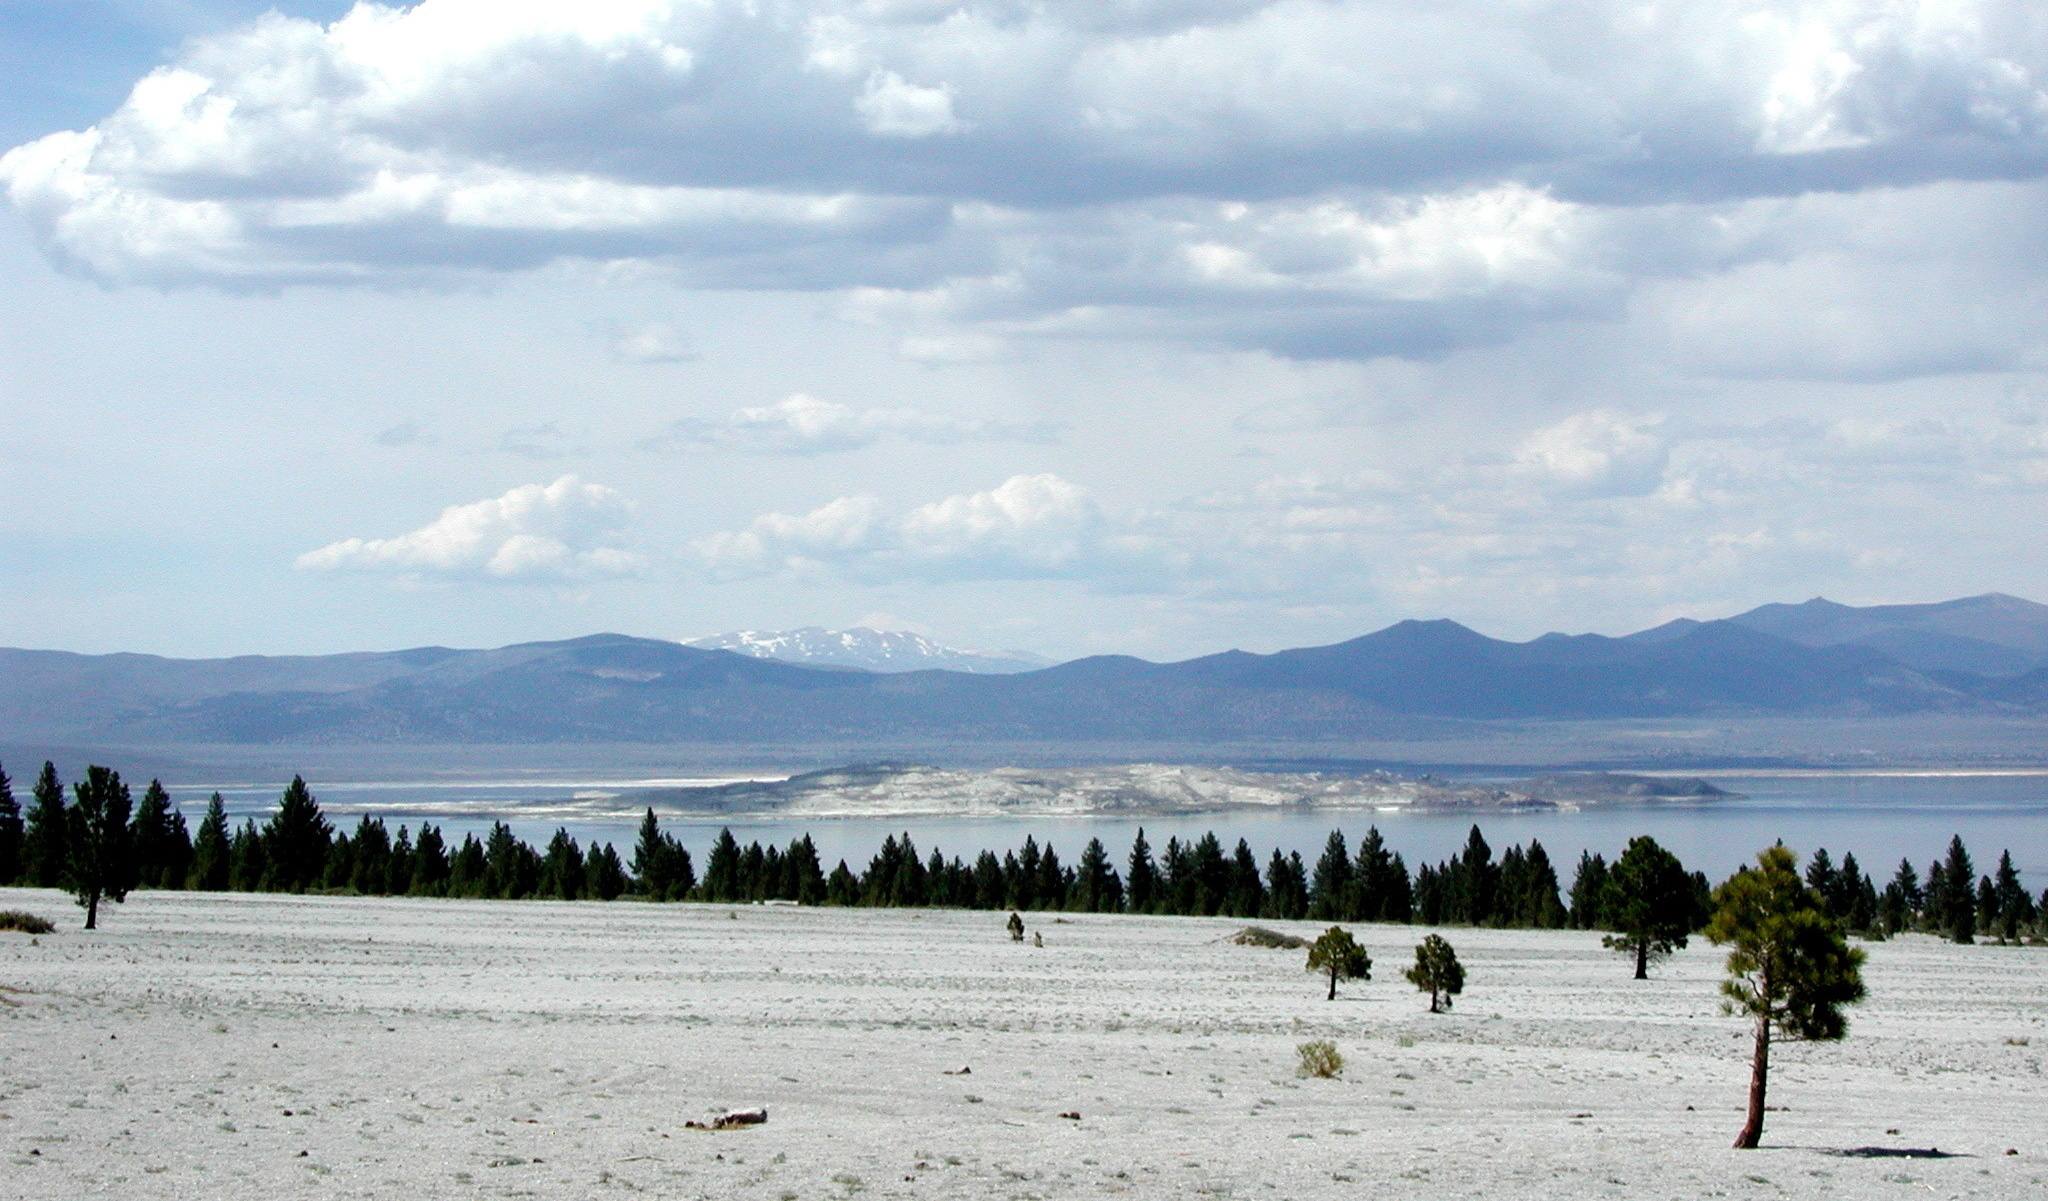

left=2, top=0, right=2046, bottom=664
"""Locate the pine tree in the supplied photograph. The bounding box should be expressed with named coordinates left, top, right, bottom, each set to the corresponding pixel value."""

left=1602, top=835, right=1697, bottom=979
left=1454, top=826, right=1497, bottom=924
left=1159, top=837, right=1192, bottom=915
left=262, top=776, right=332, bottom=892
left=1305, top=926, right=1372, bottom=1000
left=1405, top=934, right=1464, bottom=1013
left=1077, top=837, right=1121, bottom=912
left=631, top=809, right=672, bottom=899
left=1190, top=832, right=1228, bottom=916
left=1036, top=842, right=1068, bottom=910
left=1015, top=837, right=1042, bottom=910
left=1521, top=840, right=1567, bottom=927
left=449, top=833, right=486, bottom=896
left=706, top=827, right=744, bottom=902
left=129, top=779, right=178, bottom=889
left=1126, top=829, right=1157, bottom=914
left=411, top=824, right=451, bottom=895
left=388, top=826, right=415, bottom=895
left=23, top=762, right=68, bottom=888
left=0, top=762, right=21, bottom=885
left=1993, top=851, right=2034, bottom=942
left=1006, top=911, right=1025, bottom=941
left=349, top=816, right=392, bottom=895
left=972, top=850, right=1005, bottom=908
left=66, top=766, right=137, bottom=929
left=1382, top=852, right=1413, bottom=922
left=1308, top=830, right=1352, bottom=920
left=1939, top=836, right=1977, bottom=943
left=229, top=818, right=267, bottom=891
left=1568, top=851, right=1610, bottom=929
left=825, top=859, right=859, bottom=905
left=1708, top=845, right=1866, bottom=1149
left=540, top=828, right=585, bottom=899
left=1263, top=848, right=1307, bottom=920
left=1227, top=839, right=1264, bottom=918
left=787, top=835, right=825, bottom=905
left=188, top=793, right=232, bottom=890
left=587, top=842, right=628, bottom=900
left=1352, top=827, right=1393, bottom=921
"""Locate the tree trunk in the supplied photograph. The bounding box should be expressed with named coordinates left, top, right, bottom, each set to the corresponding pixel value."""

left=1429, top=988, right=1442, bottom=1013
left=1733, top=1011, right=1770, bottom=1148
left=1326, top=969, right=1337, bottom=1001
left=1634, top=939, right=1649, bottom=980
left=84, top=889, right=99, bottom=931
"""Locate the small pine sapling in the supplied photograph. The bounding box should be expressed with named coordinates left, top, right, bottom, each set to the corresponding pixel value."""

left=1006, top=911, right=1025, bottom=941
left=1405, top=934, right=1464, bottom=1012
left=1708, top=845, right=1866, bottom=1149
left=1304, top=926, right=1371, bottom=1000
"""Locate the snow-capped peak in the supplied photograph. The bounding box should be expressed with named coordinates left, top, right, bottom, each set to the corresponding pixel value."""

left=683, top=626, right=1052, bottom=674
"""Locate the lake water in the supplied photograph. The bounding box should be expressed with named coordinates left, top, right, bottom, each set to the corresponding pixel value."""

left=180, top=769, right=2048, bottom=891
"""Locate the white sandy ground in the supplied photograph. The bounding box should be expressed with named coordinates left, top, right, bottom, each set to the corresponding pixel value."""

left=1, top=888, right=2044, bottom=1201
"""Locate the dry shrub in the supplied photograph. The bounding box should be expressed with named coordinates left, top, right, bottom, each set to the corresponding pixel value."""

left=1296, top=1039, right=1342, bottom=1078
left=1231, top=926, right=1309, bottom=949
left=0, top=911, right=56, bottom=935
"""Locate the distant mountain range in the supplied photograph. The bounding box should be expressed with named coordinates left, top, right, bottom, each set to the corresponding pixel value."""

left=682, top=626, right=1050, bottom=674
left=4, top=594, right=2046, bottom=745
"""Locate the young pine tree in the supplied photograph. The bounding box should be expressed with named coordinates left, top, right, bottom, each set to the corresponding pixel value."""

left=586, top=842, right=628, bottom=901
left=1305, top=926, right=1372, bottom=1001
left=1993, top=851, right=2034, bottom=943
left=129, top=779, right=178, bottom=889
left=1602, top=836, right=1697, bottom=979
left=1308, top=830, right=1352, bottom=921
left=1708, top=845, right=1866, bottom=1150
left=67, top=766, right=138, bottom=929
left=1405, top=934, right=1465, bottom=1013
left=1569, top=851, right=1611, bottom=929
left=0, top=762, right=21, bottom=885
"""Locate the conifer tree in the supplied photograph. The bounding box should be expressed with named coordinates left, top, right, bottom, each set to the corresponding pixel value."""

left=387, top=826, right=415, bottom=895
left=1007, top=911, right=1025, bottom=941
left=1308, top=830, right=1352, bottom=920
left=1014, top=837, right=1042, bottom=910
left=449, top=833, right=486, bottom=896
left=1382, top=853, right=1413, bottom=923
left=411, top=824, right=451, bottom=895
left=263, top=776, right=332, bottom=892
left=1976, top=874, right=1998, bottom=940
left=188, top=793, right=232, bottom=890
left=229, top=818, right=267, bottom=890
left=1993, top=851, right=2033, bottom=942
left=1405, top=934, right=1464, bottom=1012
left=1569, top=851, right=1610, bottom=929
left=1351, top=826, right=1393, bottom=921
left=1306, top=926, right=1371, bottom=1000
left=587, top=842, right=627, bottom=900
left=129, top=779, right=178, bottom=888
left=540, top=828, right=585, bottom=899
left=349, top=816, right=392, bottom=894
left=1227, top=838, right=1264, bottom=918
left=1263, top=848, right=1308, bottom=920
left=1939, top=835, right=1977, bottom=943
left=825, top=859, right=859, bottom=905
left=1160, top=836, right=1193, bottom=914
left=1453, top=826, right=1497, bottom=924
left=1077, top=838, right=1121, bottom=912
left=0, top=762, right=20, bottom=886
left=66, top=766, right=137, bottom=929
left=23, top=762, right=68, bottom=888
left=1037, top=842, right=1068, bottom=910
left=968, top=849, right=1001, bottom=908
left=1190, top=832, right=1228, bottom=916
left=1126, top=829, right=1157, bottom=914
left=787, top=835, right=826, bottom=904
left=705, top=827, right=744, bottom=902
left=1602, top=835, right=1697, bottom=979
left=1520, top=840, right=1568, bottom=927
left=1708, top=845, right=1866, bottom=1149
left=1880, top=858, right=1920, bottom=934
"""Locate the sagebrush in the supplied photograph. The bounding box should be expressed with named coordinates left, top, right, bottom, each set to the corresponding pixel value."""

left=1296, top=1039, right=1342, bottom=1078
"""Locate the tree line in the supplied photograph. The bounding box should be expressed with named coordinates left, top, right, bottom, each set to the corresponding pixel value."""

left=0, top=762, right=2039, bottom=947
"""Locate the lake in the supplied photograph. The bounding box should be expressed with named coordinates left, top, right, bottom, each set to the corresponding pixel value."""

left=180, top=768, right=2048, bottom=891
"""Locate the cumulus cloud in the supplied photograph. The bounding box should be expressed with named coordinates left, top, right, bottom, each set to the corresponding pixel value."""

left=696, top=473, right=1163, bottom=582
left=646, top=393, right=1055, bottom=454
left=609, top=321, right=698, bottom=363
left=1514, top=412, right=1670, bottom=498
left=297, top=476, right=642, bottom=582
left=8, top=1, right=2048, bottom=368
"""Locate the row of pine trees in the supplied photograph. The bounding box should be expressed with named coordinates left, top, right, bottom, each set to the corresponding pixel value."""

left=0, top=761, right=2038, bottom=943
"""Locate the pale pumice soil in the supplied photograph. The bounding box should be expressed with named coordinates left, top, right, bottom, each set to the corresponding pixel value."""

left=1, top=885, right=2043, bottom=1199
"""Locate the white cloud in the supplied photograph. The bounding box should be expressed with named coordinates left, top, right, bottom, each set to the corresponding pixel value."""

left=647, top=393, right=1055, bottom=454
left=1514, top=411, right=1670, bottom=498
left=609, top=321, right=698, bottom=363
left=8, top=1, right=2048, bottom=367
left=855, top=71, right=964, bottom=137
left=696, top=473, right=1159, bottom=582
left=296, top=475, right=642, bottom=582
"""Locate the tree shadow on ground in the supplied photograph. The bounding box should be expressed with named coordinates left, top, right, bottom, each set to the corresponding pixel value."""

left=1814, top=1146, right=1966, bottom=1159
